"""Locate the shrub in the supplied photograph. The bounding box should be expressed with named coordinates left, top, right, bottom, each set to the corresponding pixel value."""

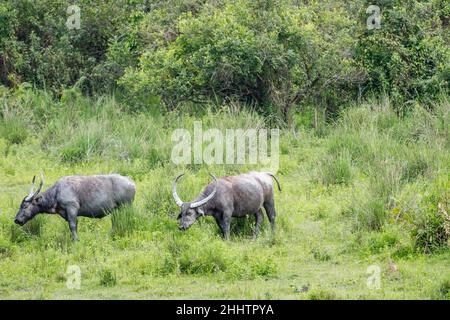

left=355, top=0, right=449, bottom=105
left=0, top=0, right=138, bottom=94
left=319, top=151, right=353, bottom=185
left=110, top=206, right=145, bottom=239
left=0, top=238, right=14, bottom=258
left=311, top=247, right=332, bottom=262
left=403, top=175, right=450, bottom=253
left=120, top=0, right=360, bottom=119
left=351, top=195, right=387, bottom=231
left=308, top=288, right=337, bottom=300
left=0, top=114, right=29, bottom=145
left=58, top=122, right=106, bottom=163
left=434, top=280, right=450, bottom=300
left=327, top=130, right=372, bottom=164
left=99, top=268, right=117, bottom=287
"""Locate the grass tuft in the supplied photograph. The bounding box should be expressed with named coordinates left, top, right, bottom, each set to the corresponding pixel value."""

left=110, top=206, right=145, bottom=239
left=99, top=269, right=117, bottom=287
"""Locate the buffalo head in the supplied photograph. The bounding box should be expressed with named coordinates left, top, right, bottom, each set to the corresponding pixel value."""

left=14, top=174, right=44, bottom=226
left=171, top=173, right=217, bottom=231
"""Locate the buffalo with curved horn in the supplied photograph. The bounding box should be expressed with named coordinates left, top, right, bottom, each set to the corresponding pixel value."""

left=14, top=173, right=136, bottom=240
left=172, top=171, right=281, bottom=240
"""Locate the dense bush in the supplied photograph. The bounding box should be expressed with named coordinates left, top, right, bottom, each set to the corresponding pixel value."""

left=120, top=0, right=362, bottom=119
left=0, top=0, right=140, bottom=94
left=1, top=0, right=447, bottom=118
left=406, top=176, right=450, bottom=253
left=355, top=0, right=449, bottom=106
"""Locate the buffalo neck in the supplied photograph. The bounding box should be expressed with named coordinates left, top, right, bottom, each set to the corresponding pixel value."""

left=38, top=186, right=58, bottom=214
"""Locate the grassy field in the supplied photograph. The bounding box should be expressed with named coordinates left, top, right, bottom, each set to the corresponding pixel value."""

left=0, top=89, right=449, bottom=299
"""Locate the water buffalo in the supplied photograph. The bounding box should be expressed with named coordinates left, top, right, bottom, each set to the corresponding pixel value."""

left=171, top=171, right=281, bottom=240
left=14, top=174, right=136, bottom=240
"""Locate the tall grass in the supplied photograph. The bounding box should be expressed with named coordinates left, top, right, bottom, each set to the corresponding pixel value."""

left=110, top=205, right=145, bottom=239
left=0, top=87, right=448, bottom=298
left=0, top=116, right=29, bottom=145
left=318, top=151, right=353, bottom=185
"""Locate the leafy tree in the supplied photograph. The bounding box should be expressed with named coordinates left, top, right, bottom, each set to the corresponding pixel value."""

left=120, top=0, right=363, bottom=120
left=355, top=0, right=449, bottom=107
left=0, top=0, right=139, bottom=94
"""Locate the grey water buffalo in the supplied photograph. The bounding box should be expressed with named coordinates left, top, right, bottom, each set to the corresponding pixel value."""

left=14, top=174, right=136, bottom=240
left=172, top=171, right=281, bottom=240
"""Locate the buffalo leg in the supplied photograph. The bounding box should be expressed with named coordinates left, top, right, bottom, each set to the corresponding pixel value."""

left=213, top=215, right=223, bottom=237
left=263, top=201, right=276, bottom=233
left=213, top=215, right=228, bottom=240
left=219, top=211, right=232, bottom=240
left=66, top=207, right=79, bottom=241
left=253, top=209, right=264, bottom=238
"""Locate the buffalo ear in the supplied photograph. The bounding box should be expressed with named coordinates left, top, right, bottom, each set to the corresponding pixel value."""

left=33, top=195, right=43, bottom=204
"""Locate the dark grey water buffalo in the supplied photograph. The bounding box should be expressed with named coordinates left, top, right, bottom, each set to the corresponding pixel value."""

left=172, top=171, right=281, bottom=240
left=14, top=174, right=136, bottom=240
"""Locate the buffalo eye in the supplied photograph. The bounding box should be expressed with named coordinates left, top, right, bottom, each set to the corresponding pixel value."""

left=33, top=196, right=43, bottom=205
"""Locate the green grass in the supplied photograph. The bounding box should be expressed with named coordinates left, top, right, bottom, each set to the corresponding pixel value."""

left=0, top=113, right=29, bottom=145
left=0, top=90, right=449, bottom=299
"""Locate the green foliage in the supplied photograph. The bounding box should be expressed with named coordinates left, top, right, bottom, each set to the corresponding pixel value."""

left=9, top=224, right=28, bottom=243
left=327, top=130, right=372, bottom=164
left=22, top=216, right=44, bottom=237
left=110, top=205, right=145, bottom=239
left=311, top=247, right=332, bottom=262
left=332, top=99, right=449, bottom=233
left=318, top=151, right=353, bottom=185
left=9, top=216, right=44, bottom=243
left=1, top=0, right=447, bottom=118
left=308, top=288, right=337, bottom=300
left=120, top=0, right=360, bottom=118
left=0, top=91, right=448, bottom=299
left=99, top=268, right=117, bottom=287
left=357, top=225, right=414, bottom=258
left=435, top=280, right=450, bottom=300
left=0, top=113, right=29, bottom=145
left=0, top=0, right=142, bottom=93
left=406, top=176, right=450, bottom=253
left=0, top=237, right=14, bottom=259
left=350, top=194, right=387, bottom=231
left=356, top=0, right=449, bottom=105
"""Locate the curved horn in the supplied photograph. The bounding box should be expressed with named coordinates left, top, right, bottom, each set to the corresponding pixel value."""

left=25, top=175, right=37, bottom=201
left=190, top=174, right=218, bottom=209
left=171, top=173, right=185, bottom=207
left=25, top=173, right=44, bottom=201
left=35, top=173, right=44, bottom=196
